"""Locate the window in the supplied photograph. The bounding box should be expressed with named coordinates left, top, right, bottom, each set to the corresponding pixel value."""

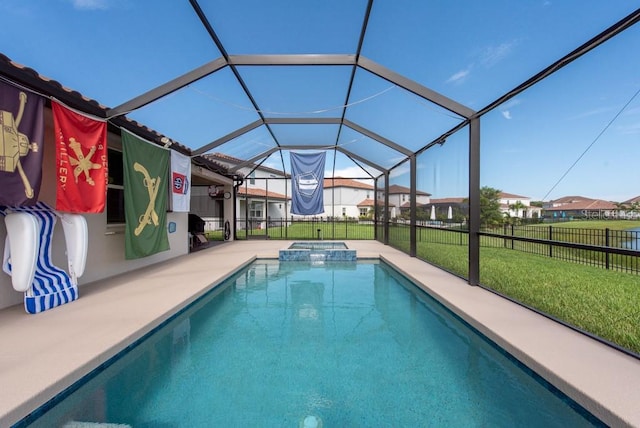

left=249, top=172, right=255, bottom=185
left=249, top=201, right=263, bottom=219
left=359, top=208, right=367, bottom=216
left=107, top=149, right=125, bottom=224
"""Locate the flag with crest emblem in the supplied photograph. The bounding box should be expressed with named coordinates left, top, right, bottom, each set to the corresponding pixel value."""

left=52, top=101, right=107, bottom=213
left=0, top=81, right=44, bottom=206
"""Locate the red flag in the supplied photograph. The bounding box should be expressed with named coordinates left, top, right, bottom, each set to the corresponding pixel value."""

left=52, top=101, right=107, bottom=213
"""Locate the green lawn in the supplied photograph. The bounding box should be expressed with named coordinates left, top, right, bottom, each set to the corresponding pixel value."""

left=418, top=241, right=640, bottom=355
left=235, top=222, right=374, bottom=240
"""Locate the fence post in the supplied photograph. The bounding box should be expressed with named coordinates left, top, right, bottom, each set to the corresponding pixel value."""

left=549, top=225, right=553, bottom=258
left=605, top=228, right=610, bottom=270
left=503, top=223, right=508, bottom=248
left=511, top=224, right=515, bottom=250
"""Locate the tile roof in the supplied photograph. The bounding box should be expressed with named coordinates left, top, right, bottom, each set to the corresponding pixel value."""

left=499, top=192, right=529, bottom=199
left=323, top=178, right=374, bottom=190
left=544, top=199, right=617, bottom=211
left=357, top=198, right=395, bottom=207
left=623, top=196, right=640, bottom=204
left=387, top=184, right=431, bottom=196
left=357, top=198, right=376, bottom=207
left=429, top=197, right=466, bottom=204
left=549, top=195, right=592, bottom=204
left=236, top=187, right=289, bottom=200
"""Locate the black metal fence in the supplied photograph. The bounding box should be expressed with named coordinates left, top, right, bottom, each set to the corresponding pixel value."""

left=235, top=218, right=374, bottom=240
left=387, top=222, right=640, bottom=274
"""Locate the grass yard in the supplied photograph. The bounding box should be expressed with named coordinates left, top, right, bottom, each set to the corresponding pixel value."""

left=418, top=241, right=640, bottom=355
left=234, top=222, right=374, bottom=240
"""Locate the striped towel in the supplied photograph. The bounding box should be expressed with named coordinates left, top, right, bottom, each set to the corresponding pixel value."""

left=0, top=202, right=79, bottom=314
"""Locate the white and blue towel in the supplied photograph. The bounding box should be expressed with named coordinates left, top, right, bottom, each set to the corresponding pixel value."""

left=1, top=202, right=78, bottom=314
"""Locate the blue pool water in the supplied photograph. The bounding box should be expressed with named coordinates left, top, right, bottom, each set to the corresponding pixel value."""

left=24, top=260, right=602, bottom=427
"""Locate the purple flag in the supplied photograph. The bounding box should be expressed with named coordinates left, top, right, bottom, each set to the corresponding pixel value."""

left=0, top=81, right=44, bottom=206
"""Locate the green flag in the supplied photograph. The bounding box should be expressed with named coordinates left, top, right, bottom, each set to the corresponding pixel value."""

left=122, top=130, right=170, bottom=259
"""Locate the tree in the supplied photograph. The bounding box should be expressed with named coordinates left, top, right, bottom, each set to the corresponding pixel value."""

left=508, top=200, right=526, bottom=224
left=480, top=186, right=504, bottom=228
left=463, top=186, right=503, bottom=228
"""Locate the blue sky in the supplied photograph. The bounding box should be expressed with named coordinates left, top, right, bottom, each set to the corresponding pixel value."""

left=1, top=0, right=639, bottom=202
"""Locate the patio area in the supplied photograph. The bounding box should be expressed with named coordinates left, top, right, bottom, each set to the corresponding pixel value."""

left=0, top=241, right=639, bottom=427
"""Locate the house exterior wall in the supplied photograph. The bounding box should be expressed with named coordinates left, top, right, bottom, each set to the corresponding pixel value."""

left=499, top=195, right=541, bottom=218
left=323, top=186, right=373, bottom=218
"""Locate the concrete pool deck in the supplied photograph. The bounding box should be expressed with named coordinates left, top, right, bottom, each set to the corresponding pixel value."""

left=0, top=240, right=638, bottom=426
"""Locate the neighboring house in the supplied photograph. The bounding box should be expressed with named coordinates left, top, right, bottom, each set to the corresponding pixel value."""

left=204, top=153, right=291, bottom=226
left=323, top=178, right=379, bottom=218
left=543, top=196, right=618, bottom=220
left=236, top=187, right=290, bottom=229
left=543, top=195, right=590, bottom=209
left=0, top=55, right=233, bottom=311
left=385, top=184, right=431, bottom=211
left=499, top=192, right=541, bottom=219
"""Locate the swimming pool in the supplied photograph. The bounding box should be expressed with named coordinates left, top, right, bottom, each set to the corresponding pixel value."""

left=22, top=260, right=602, bottom=427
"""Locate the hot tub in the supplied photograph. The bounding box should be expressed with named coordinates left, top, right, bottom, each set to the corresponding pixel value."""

left=279, top=242, right=356, bottom=262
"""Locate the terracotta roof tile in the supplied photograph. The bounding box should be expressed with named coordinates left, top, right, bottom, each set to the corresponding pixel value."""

left=429, top=197, right=466, bottom=204
left=236, top=187, right=289, bottom=200
left=323, top=178, right=374, bottom=190
left=387, top=184, right=431, bottom=196
left=544, top=199, right=617, bottom=211
left=499, top=192, right=529, bottom=199
left=357, top=198, right=376, bottom=207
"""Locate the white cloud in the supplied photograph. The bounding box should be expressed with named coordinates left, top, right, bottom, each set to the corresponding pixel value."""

left=616, top=122, right=640, bottom=135
left=446, top=69, right=470, bottom=84
left=70, top=0, right=109, bottom=10
left=567, top=106, right=614, bottom=120
left=499, top=98, right=520, bottom=119
left=480, top=41, right=518, bottom=68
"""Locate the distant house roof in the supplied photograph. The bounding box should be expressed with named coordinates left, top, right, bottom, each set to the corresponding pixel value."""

left=205, top=153, right=288, bottom=178
left=387, top=184, right=431, bottom=196
left=358, top=198, right=394, bottom=207
left=430, top=197, right=466, bottom=204
left=324, top=178, right=374, bottom=190
left=623, top=196, right=640, bottom=204
left=357, top=198, right=375, bottom=207
left=400, top=201, right=427, bottom=208
left=549, top=195, right=592, bottom=205
left=544, top=199, right=617, bottom=211
left=499, top=192, right=529, bottom=200
left=236, top=187, right=289, bottom=200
